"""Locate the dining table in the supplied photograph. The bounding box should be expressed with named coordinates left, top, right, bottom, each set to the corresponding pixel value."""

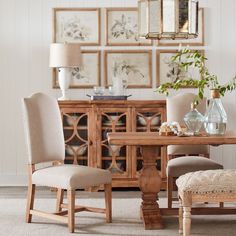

left=107, top=131, right=236, bottom=230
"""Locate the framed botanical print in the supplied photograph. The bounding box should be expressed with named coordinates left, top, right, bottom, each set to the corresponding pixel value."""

left=53, top=8, right=100, bottom=45
left=104, top=50, right=152, bottom=88
left=158, top=8, right=204, bottom=46
left=105, top=8, right=152, bottom=46
left=53, top=51, right=101, bottom=88
left=156, top=50, right=204, bottom=87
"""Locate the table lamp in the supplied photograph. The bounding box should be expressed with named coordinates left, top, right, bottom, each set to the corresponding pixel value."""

left=49, top=43, right=82, bottom=100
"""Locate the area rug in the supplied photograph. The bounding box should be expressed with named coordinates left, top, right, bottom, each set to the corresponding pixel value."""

left=0, top=197, right=236, bottom=236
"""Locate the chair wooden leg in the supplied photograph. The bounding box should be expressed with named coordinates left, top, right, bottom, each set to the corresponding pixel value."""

left=67, top=189, right=75, bottom=233
left=179, top=198, right=183, bottom=235
left=104, top=183, right=112, bottom=223
left=167, top=176, right=173, bottom=209
left=56, top=189, right=64, bottom=213
left=183, top=206, right=191, bottom=236
left=26, top=184, right=36, bottom=223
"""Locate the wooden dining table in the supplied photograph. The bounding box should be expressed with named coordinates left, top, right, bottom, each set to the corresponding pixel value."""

left=107, top=132, right=236, bottom=230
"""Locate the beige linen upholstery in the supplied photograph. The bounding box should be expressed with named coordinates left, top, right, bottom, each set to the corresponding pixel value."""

left=167, top=156, right=223, bottom=178
left=32, top=165, right=112, bottom=190
left=166, top=93, right=223, bottom=209
left=23, top=93, right=65, bottom=164
left=23, top=93, right=112, bottom=233
left=176, top=170, right=236, bottom=235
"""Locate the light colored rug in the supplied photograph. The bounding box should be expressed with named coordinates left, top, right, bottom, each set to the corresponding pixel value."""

left=0, top=196, right=236, bottom=236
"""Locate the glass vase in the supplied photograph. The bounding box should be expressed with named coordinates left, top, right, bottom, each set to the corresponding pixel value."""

left=183, top=103, right=204, bottom=135
left=204, top=89, right=227, bottom=135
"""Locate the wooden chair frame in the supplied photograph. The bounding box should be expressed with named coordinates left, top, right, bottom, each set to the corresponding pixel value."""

left=26, top=163, right=112, bottom=233
left=167, top=153, right=209, bottom=209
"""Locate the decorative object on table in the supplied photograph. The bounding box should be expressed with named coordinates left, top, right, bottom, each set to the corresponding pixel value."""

left=49, top=43, right=82, bottom=100
left=183, top=102, right=204, bottom=135
left=157, top=47, right=236, bottom=135
left=159, top=122, right=182, bottom=136
left=156, top=49, right=204, bottom=87
left=138, top=0, right=199, bottom=39
left=53, top=8, right=100, bottom=45
left=158, top=8, right=204, bottom=46
left=104, top=50, right=152, bottom=88
left=204, top=89, right=227, bottom=135
left=105, top=8, right=151, bottom=46
left=53, top=51, right=101, bottom=89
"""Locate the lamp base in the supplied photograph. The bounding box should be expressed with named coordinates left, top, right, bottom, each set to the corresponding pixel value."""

left=58, top=68, right=71, bottom=100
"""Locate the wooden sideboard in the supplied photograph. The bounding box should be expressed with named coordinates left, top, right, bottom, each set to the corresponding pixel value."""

left=58, top=100, right=167, bottom=189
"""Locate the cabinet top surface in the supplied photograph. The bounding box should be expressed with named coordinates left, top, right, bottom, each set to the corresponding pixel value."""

left=58, top=100, right=166, bottom=105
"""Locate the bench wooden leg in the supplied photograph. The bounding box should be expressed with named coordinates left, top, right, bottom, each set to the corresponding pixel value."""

left=183, top=206, right=191, bottom=236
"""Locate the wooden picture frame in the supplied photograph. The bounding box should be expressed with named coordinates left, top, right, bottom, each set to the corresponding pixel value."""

left=158, top=8, right=205, bottom=46
left=156, top=50, right=205, bottom=87
left=104, top=50, right=152, bottom=88
left=53, top=51, right=101, bottom=88
left=53, top=8, right=100, bottom=45
left=105, top=8, right=152, bottom=46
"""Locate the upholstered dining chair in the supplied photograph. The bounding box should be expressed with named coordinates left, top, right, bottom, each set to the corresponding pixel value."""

left=22, top=93, right=112, bottom=233
left=166, top=93, right=223, bottom=208
left=177, top=169, right=236, bottom=236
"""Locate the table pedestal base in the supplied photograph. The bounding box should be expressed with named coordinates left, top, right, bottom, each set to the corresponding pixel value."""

left=139, top=146, right=164, bottom=229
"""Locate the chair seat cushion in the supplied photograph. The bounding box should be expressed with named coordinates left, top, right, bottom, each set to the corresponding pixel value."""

left=32, top=165, right=112, bottom=189
left=176, top=169, right=236, bottom=194
left=167, top=156, right=223, bottom=177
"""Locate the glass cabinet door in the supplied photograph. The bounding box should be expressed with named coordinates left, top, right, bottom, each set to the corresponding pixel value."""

left=132, top=108, right=167, bottom=182
left=96, top=108, right=132, bottom=178
left=61, top=109, right=90, bottom=166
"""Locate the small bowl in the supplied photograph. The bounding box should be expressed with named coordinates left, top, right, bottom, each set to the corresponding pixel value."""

left=93, top=86, right=105, bottom=95
left=66, top=145, right=87, bottom=156
left=138, top=116, right=160, bottom=126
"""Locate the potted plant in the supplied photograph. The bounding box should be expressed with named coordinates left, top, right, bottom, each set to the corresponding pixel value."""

left=156, top=47, right=236, bottom=135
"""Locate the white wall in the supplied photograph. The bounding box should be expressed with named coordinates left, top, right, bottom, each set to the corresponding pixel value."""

left=0, top=0, right=236, bottom=185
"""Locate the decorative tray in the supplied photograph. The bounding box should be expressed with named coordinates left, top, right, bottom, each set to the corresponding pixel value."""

left=87, top=94, right=132, bottom=100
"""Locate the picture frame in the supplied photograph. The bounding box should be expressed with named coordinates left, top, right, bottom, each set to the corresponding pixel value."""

left=53, top=50, right=101, bottom=88
left=158, top=8, right=204, bottom=46
left=105, top=8, right=152, bottom=46
left=156, top=50, right=205, bottom=87
left=104, top=50, right=152, bottom=88
left=53, top=8, right=100, bottom=45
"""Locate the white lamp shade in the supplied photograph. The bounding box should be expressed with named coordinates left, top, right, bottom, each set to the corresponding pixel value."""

left=49, top=43, right=82, bottom=68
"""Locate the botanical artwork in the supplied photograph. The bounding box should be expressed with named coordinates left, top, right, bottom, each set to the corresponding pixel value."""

left=106, top=8, right=151, bottom=45
left=105, top=51, right=152, bottom=88
left=158, top=8, right=204, bottom=46
left=157, top=50, right=204, bottom=87
left=53, top=51, right=100, bottom=88
left=53, top=8, right=100, bottom=45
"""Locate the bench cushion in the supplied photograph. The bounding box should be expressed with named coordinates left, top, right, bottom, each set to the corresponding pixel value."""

left=32, top=164, right=112, bottom=190
left=167, top=156, right=223, bottom=177
left=176, top=169, right=236, bottom=194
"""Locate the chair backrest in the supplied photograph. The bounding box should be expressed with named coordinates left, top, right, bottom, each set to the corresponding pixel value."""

left=22, top=93, right=65, bottom=164
left=167, top=93, right=209, bottom=155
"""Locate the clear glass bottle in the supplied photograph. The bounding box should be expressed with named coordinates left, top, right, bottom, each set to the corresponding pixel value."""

left=204, top=89, right=227, bottom=135
left=184, top=102, right=204, bottom=135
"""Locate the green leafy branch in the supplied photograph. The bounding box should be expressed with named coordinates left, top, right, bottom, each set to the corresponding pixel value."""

left=156, top=48, right=236, bottom=104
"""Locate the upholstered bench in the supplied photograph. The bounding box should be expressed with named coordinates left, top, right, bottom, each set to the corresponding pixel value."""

left=167, top=156, right=223, bottom=208
left=176, top=169, right=236, bottom=236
